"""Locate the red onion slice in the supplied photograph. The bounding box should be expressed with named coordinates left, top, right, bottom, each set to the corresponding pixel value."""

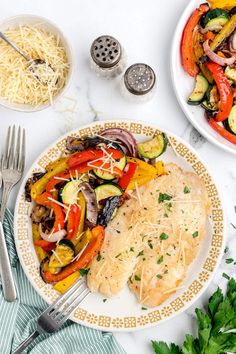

left=39, top=224, right=67, bottom=242
left=229, top=30, right=236, bottom=53
left=200, top=25, right=222, bottom=34
left=100, top=128, right=138, bottom=157
left=80, top=182, right=98, bottom=226
left=203, top=39, right=236, bottom=65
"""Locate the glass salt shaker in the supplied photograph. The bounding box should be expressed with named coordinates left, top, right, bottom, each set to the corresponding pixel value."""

left=90, top=35, right=126, bottom=79
left=121, top=63, right=156, bottom=102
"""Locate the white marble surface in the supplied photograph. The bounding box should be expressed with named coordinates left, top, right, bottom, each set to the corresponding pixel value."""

left=1, top=0, right=236, bottom=353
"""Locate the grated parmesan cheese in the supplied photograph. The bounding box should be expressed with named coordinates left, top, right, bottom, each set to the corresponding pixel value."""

left=0, top=25, right=69, bottom=107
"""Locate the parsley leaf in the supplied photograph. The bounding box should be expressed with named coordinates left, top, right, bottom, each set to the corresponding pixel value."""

left=158, top=193, right=172, bottom=203
left=96, top=252, right=102, bottom=261
left=192, top=231, right=198, bottom=238
left=135, top=275, right=141, bottom=281
left=183, top=186, right=190, bottom=194
left=160, top=232, right=169, bottom=240
left=152, top=341, right=180, bottom=354
left=226, top=258, right=234, bottom=264
left=79, top=268, right=90, bottom=276
left=137, top=250, right=144, bottom=257
left=157, top=255, right=164, bottom=264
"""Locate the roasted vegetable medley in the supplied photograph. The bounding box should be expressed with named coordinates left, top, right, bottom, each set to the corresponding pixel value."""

left=181, top=0, right=236, bottom=144
left=26, top=128, right=166, bottom=293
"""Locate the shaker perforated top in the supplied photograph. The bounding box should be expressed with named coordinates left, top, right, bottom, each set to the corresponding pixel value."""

left=90, top=35, right=122, bottom=69
left=124, top=63, right=156, bottom=95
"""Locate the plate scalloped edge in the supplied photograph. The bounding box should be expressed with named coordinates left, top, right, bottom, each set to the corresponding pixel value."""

left=14, top=119, right=225, bottom=332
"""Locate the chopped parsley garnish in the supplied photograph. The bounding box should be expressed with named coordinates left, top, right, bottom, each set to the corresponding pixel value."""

left=129, top=276, right=133, bottom=284
left=128, top=226, right=133, bottom=230
left=96, top=252, right=102, bottom=262
left=166, top=202, right=172, bottom=211
left=115, top=253, right=122, bottom=258
left=158, top=193, right=172, bottom=203
left=135, top=275, right=141, bottom=281
left=184, top=186, right=190, bottom=194
left=160, top=232, right=169, bottom=240
left=164, top=213, right=168, bottom=218
left=157, top=255, right=164, bottom=264
left=224, top=246, right=229, bottom=253
left=226, top=258, right=234, bottom=264
left=166, top=252, right=171, bottom=256
left=103, top=299, right=107, bottom=303
left=222, top=272, right=230, bottom=280
left=192, top=231, right=199, bottom=238
left=79, top=268, right=90, bottom=276
left=141, top=307, right=147, bottom=310
left=231, top=223, right=236, bottom=230
left=156, top=274, right=163, bottom=279
left=130, top=247, right=134, bottom=252
left=148, top=240, right=153, bottom=249
left=137, top=250, right=144, bottom=257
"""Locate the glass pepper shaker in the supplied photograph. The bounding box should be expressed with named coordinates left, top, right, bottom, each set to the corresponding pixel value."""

left=90, top=35, right=126, bottom=79
left=121, top=63, right=156, bottom=102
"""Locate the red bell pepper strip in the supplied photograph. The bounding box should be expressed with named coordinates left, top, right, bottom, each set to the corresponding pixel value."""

left=181, top=3, right=209, bottom=77
left=206, top=62, right=233, bottom=122
left=118, top=162, right=138, bottom=190
left=42, top=225, right=105, bottom=283
left=66, top=204, right=81, bottom=240
left=67, top=149, right=123, bottom=168
left=209, top=118, right=236, bottom=144
left=35, top=192, right=65, bottom=232
left=34, top=239, right=56, bottom=252
left=46, top=162, right=123, bottom=194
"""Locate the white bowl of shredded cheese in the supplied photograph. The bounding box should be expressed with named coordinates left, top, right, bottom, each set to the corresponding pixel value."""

left=0, top=15, right=73, bottom=112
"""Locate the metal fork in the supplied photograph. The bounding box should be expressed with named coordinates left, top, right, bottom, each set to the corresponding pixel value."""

left=0, top=126, right=25, bottom=302
left=13, top=278, right=91, bottom=354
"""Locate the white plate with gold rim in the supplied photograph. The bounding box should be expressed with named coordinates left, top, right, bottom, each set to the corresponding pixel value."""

left=14, top=120, right=225, bottom=332
left=170, top=0, right=236, bottom=155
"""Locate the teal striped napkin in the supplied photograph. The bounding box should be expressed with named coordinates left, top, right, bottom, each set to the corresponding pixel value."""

left=0, top=209, right=126, bottom=354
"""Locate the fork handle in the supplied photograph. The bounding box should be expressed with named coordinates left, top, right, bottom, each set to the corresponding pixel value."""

left=0, top=221, right=16, bottom=302
left=12, top=330, right=40, bottom=354
left=0, top=182, right=13, bottom=223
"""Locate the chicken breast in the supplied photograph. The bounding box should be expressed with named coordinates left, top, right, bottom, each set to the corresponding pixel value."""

left=87, top=163, right=210, bottom=306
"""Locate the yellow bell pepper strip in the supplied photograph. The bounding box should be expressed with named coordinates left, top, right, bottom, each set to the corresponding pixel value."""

left=31, top=159, right=68, bottom=200
left=155, top=161, right=165, bottom=176
left=126, top=157, right=157, bottom=190
left=75, top=229, right=92, bottom=254
left=193, top=30, right=214, bottom=84
left=45, top=157, right=67, bottom=172
left=53, top=271, right=81, bottom=294
left=208, top=0, right=236, bottom=9
left=206, top=62, right=233, bottom=122
left=181, top=3, right=210, bottom=77
left=70, top=192, right=86, bottom=246
left=42, top=225, right=105, bottom=283
left=210, top=14, right=236, bottom=51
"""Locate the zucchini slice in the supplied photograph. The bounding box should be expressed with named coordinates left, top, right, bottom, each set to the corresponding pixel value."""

left=60, top=177, right=87, bottom=204
left=203, top=8, right=229, bottom=28
left=138, top=134, right=167, bottom=159
left=228, top=105, right=236, bottom=135
left=188, top=74, right=209, bottom=105
left=95, top=183, right=123, bottom=204
left=49, top=239, right=75, bottom=268
left=201, top=100, right=217, bottom=112
left=93, top=155, right=126, bottom=180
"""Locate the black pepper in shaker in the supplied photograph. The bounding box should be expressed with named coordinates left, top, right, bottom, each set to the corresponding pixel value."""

left=121, top=63, right=156, bottom=102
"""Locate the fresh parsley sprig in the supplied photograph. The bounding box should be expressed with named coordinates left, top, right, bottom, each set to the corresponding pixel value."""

left=152, top=278, right=236, bottom=354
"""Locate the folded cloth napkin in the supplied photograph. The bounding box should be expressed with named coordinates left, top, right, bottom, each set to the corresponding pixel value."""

left=0, top=209, right=126, bottom=354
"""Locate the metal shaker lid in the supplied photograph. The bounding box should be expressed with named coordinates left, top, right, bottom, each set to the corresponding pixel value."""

left=90, top=35, right=122, bottom=69
left=124, top=63, right=156, bottom=95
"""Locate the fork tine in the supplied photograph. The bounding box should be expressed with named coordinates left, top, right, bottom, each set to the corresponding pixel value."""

left=18, top=128, right=25, bottom=172
left=13, top=127, right=21, bottom=170
left=2, top=126, right=11, bottom=169
left=50, top=280, right=87, bottom=318
left=55, top=288, right=90, bottom=324
left=7, top=125, right=15, bottom=169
